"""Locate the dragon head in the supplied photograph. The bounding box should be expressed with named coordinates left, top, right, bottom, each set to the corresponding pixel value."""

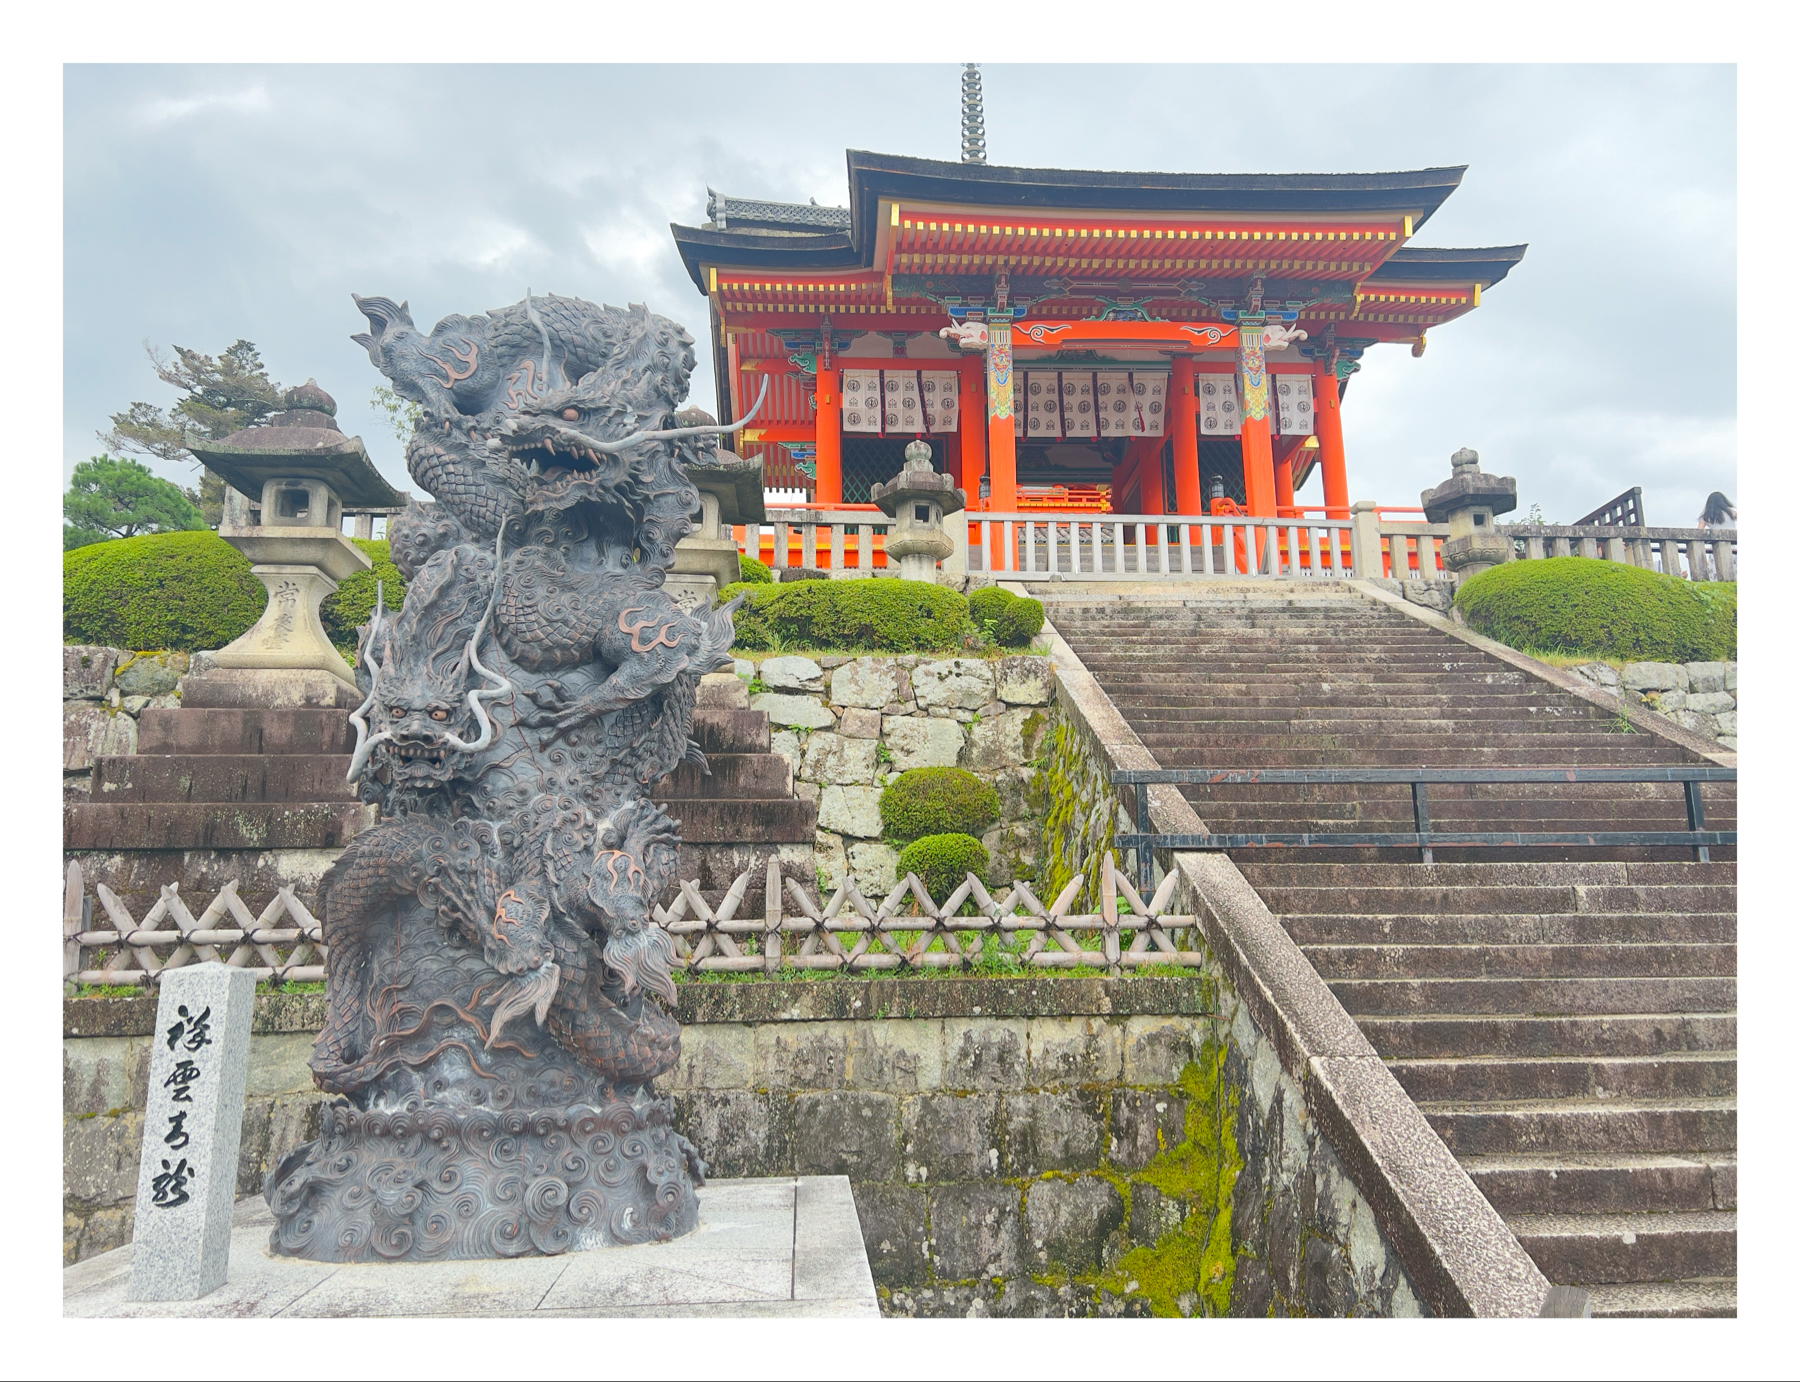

left=349, top=542, right=508, bottom=794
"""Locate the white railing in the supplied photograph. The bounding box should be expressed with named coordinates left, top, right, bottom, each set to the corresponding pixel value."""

left=1372, top=520, right=1449, bottom=580
left=966, top=512, right=1359, bottom=580
left=738, top=507, right=900, bottom=576
left=1501, top=525, right=1737, bottom=582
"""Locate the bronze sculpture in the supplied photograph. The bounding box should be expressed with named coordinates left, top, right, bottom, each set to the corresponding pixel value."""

left=264, top=293, right=764, bottom=1260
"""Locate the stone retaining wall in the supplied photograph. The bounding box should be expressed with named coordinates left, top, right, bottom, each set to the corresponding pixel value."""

left=62, top=646, right=187, bottom=801
left=1568, top=659, right=1738, bottom=751
left=731, top=653, right=1054, bottom=897
left=62, top=979, right=1422, bottom=1316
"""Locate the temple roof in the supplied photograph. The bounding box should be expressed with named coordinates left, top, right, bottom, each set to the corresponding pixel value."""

left=675, top=152, right=1481, bottom=291
left=706, top=189, right=850, bottom=233
left=1368, top=245, right=1529, bottom=288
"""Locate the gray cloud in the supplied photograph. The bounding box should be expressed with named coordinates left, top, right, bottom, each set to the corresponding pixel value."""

left=65, top=63, right=1733, bottom=527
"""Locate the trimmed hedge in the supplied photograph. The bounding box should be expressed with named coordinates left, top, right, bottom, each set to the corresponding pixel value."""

left=969, top=586, right=1046, bottom=647
left=720, top=577, right=969, bottom=653
left=63, top=530, right=409, bottom=657
left=320, top=540, right=408, bottom=655
left=897, top=832, right=989, bottom=903
left=64, top=531, right=265, bottom=652
left=1453, top=557, right=1736, bottom=662
left=738, top=554, right=773, bottom=584
left=880, top=767, right=1000, bottom=843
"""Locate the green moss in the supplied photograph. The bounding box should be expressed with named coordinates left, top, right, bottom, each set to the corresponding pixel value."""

left=1454, top=557, right=1735, bottom=662
left=880, top=767, right=1000, bottom=843
left=1099, top=1046, right=1244, bottom=1318
left=63, top=530, right=267, bottom=652
left=1035, top=720, right=1113, bottom=911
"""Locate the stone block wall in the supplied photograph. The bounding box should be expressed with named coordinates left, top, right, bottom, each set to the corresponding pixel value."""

left=1569, top=659, right=1739, bottom=751
left=734, top=654, right=1055, bottom=898
left=62, top=646, right=187, bottom=801
left=64, top=977, right=1424, bottom=1315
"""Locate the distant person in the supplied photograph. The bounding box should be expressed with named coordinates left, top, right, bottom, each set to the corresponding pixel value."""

left=1696, top=491, right=1735, bottom=580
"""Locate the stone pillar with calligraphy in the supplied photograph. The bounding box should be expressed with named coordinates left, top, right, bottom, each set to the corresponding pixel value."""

left=127, top=962, right=256, bottom=1302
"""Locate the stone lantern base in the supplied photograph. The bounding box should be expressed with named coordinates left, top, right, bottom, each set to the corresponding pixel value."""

left=210, top=526, right=372, bottom=688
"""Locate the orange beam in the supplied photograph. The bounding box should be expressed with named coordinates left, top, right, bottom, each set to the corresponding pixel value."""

left=1314, top=361, right=1350, bottom=524
left=957, top=358, right=986, bottom=500
left=814, top=370, right=841, bottom=505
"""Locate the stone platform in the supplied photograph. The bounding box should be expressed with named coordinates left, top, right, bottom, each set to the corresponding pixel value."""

left=64, top=1177, right=877, bottom=1318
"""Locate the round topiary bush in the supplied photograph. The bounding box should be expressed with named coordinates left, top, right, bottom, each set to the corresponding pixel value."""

left=1453, top=557, right=1734, bottom=662
left=969, top=586, right=1046, bottom=647
left=718, top=578, right=968, bottom=653
left=64, top=530, right=266, bottom=652
left=738, top=554, right=773, bottom=584
left=321, top=539, right=408, bottom=656
left=897, top=832, right=989, bottom=903
left=880, top=767, right=1001, bottom=843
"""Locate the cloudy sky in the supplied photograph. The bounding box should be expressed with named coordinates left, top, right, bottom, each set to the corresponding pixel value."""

left=63, top=63, right=1734, bottom=526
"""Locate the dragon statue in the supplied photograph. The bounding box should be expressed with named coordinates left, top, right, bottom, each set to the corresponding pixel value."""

left=264, top=292, right=765, bottom=1262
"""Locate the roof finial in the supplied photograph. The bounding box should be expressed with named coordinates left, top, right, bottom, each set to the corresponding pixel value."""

left=961, top=64, right=987, bottom=165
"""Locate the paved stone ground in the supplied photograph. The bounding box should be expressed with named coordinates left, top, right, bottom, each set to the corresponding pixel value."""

left=63, top=1177, right=878, bottom=1318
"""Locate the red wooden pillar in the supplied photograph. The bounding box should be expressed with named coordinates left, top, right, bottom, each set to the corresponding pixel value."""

left=1273, top=435, right=1301, bottom=515
left=1313, top=361, right=1350, bottom=520
left=1135, top=437, right=1165, bottom=514
left=957, top=357, right=986, bottom=500
left=985, top=319, right=1017, bottom=569
left=814, top=369, right=842, bottom=505
left=1169, top=357, right=1201, bottom=515
left=1238, top=323, right=1276, bottom=565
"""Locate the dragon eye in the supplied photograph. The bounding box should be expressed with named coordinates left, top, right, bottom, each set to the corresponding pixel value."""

left=430, top=709, right=449, bottom=721
left=390, top=707, right=404, bottom=718
left=562, top=407, right=580, bottom=421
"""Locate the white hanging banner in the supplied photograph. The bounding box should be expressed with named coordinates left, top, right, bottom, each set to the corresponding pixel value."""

left=884, top=370, right=924, bottom=434
left=1196, top=373, right=1241, bottom=436
left=1025, top=370, right=1061, bottom=438
left=1274, top=373, right=1314, bottom=436
left=1061, top=372, right=1097, bottom=440
left=841, top=370, right=882, bottom=433
left=1130, top=372, right=1168, bottom=437
left=1095, top=372, right=1134, bottom=437
left=920, top=371, right=959, bottom=433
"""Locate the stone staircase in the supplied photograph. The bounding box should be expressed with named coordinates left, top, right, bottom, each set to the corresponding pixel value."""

left=62, top=671, right=816, bottom=915
left=1048, top=586, right=1737, bottom=1317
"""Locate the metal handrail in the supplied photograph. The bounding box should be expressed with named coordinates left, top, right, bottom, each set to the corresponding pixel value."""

left=1112, top=765, right=1738, bottom=884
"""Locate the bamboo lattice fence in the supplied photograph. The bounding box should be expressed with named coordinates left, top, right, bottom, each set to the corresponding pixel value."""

left=62, top=852, right=1202, bottom=989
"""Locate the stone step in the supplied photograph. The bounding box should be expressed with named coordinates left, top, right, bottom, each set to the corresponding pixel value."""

left=651, top=753, right=793, bottom=801
left=1459, top=1152, right=1734, bottom=1216
left=660, top=797, right=818, bottom=845
left=1505, top=1210, right=1736, bottom=1286
left=1241, top=861, right=1736, bottom=887
left=691, top=709, right=772, bottom=755
left=1328, top=975, right=1735, bottom=1017
left=1305, top=942, right=1735, bottom=981
left=64, top=801, right=374, bottom=851
left=1421, top=1096, right=1736, bottom=1156
left=178, top=674, right=362, bottom=710
left=1136, top=731, right=1673, bottom=753
left=1148, top=747, right=1695, bottom=768
left=1280, top=912, right=1737, bottom=947
left=1357, top=1013, right=1737, bottom=1060
left=1584, top=1278, right=1737, bottom=1318
left=1255, top=884, right=1738, bottom=916
left=89, top=754, right=358, bottom=804
left=136, top=708, right=354, bottom=756
left=1387, top=1053, right=1737, bottom=1102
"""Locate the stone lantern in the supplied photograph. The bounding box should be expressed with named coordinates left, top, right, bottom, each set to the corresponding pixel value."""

left=1421, top=446, right=1517, bottom=578
left=189, top=381, right=409, bottom=690
left=671, top=442, right=765, bottom=610
left=871, top=440, right=965, bottom=582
